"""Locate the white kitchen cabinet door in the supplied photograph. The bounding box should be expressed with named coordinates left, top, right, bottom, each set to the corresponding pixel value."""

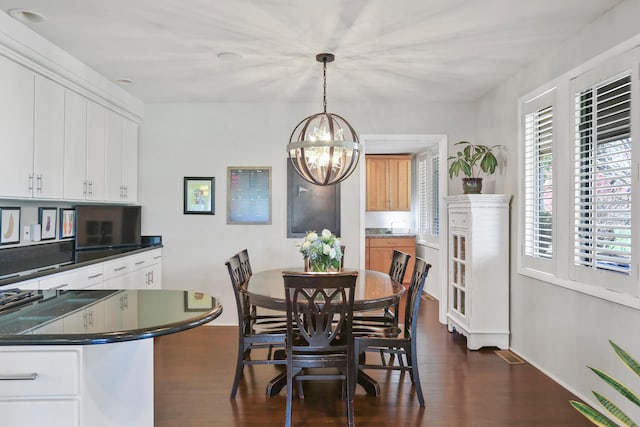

left=86, top=101, right=106, bottom=201
left=121, top=118, right=139, bottom=202
left=0, top=55, right=34, bottom=198
left=63, top=90, right=88, bottom=200
left=104, top=109, right=124, bottom=202
left=33, top=75, right=65, bottom=199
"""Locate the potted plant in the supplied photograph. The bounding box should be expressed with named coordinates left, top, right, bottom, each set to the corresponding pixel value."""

left=448, top=141, right=500, bottom=194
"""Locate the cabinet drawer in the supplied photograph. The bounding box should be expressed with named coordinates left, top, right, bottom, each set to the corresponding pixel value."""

left=130, top=249, right=161, bottom=271
left=449, top=212, right=469, bottom=228
left=367, top=237, right=416, bottom=248
left=103, top=258, right=130, bottom=280
left=0, top=400, right=80, bottom=427
left=39, top=265, right=103, bottom=290
left=0, top=349, right=81, bottom=397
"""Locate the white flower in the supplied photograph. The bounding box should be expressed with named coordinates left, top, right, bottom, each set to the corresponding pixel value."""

left=307, top=232, right=318, bottom=242
left=329, top=247, right=337, bottom=259
left=323, top=244, right=331, bottom=255
left=302, top=241, right=311, bottom=249
left=321, top=229, right=332, bottom=240
left=335, top=238, right=341, bottom=248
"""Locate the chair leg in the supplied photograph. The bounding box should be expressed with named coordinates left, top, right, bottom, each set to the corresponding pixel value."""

left=347, top=356, right=355, bottom=427
left=409, top=343, right=425, bottom=407
left=230, top=340, right=246, bottom=399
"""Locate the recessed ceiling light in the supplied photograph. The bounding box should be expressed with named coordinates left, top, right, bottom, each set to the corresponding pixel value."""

left=7, top=9, right=47, bottom=24
left=115, top=78, right=134, bottom=85
left=217, top=52, right=243, bottom=62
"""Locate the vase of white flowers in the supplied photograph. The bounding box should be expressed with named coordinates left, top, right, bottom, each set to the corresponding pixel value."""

left=299, top=229, right=343, bottom=272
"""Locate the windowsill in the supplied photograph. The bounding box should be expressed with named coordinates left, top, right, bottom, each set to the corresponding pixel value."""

left=417, top=239, right=440, bottom=250
left=517, top=266, right=640, bottom=310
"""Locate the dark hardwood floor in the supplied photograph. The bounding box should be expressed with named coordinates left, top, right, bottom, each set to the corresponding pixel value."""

left=154, top=296, right=591, bottom=426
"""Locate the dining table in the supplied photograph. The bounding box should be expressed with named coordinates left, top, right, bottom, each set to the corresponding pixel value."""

left=244, top=267, right=405, bottom=397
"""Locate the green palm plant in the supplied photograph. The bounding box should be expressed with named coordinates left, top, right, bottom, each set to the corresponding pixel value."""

left=447, top=141, right=500, bottom=179
left=570, top=340, right=640, bottom=427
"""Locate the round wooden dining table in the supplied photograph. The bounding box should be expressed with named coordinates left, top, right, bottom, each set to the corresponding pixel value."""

left=244, top=267, right=406, bottom=397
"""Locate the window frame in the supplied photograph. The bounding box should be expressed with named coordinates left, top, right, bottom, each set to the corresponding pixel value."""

left=417, top=149, right=440, bottom=247
left=517, top=44, right=640, bottom=305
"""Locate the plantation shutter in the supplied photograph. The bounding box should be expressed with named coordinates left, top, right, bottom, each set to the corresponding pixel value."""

left=524, top=104, right=553, bottom=260
left=574, top=73, right=632, bottom=275
left=417, top=151, right=439, bottom=244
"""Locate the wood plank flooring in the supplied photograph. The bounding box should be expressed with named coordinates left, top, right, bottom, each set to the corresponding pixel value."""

left=154, top=297, right=591, bottom=426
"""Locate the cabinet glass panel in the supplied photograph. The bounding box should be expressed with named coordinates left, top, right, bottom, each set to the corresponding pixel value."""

left=453, top=235, right=458, bottom=258
left=460, top=290, right=465, bottom=315
left=460, top=264, right=465, bottom=288
left=460, top=236, right=466, bottom=260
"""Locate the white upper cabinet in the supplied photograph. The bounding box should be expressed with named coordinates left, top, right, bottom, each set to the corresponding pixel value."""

left=86, top=101, right=106, bottom=201
left=0, top=54, right=35, bottom=198
left=63, top=90, right=88, bottom=200
left=33, top=75, right=65, bottom=199
left=122, top=118, right=138, bottom=203
left=105, top=109, right=124, bottom=201
left=105, top=111, right=138, bottom=203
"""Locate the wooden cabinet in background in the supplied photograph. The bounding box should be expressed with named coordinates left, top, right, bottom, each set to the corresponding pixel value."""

left=365, top=236, right=416, bottom=284
left=366, top=155, right=412, bottom=211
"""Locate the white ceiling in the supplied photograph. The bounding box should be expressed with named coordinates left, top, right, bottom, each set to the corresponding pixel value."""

left=0, top=0, right=622, bottom=104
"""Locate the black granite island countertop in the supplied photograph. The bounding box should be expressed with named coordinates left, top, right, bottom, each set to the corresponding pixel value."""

left=0, top=289, right=222, bottom=345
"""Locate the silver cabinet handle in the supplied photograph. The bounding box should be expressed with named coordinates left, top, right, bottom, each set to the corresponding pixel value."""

left=83, top=180, right=88, bottom=196
left=51, top=283, right=69, bottom=290
left=114, top=266, right=127, bottom=272
left=0, top=373, right=38, bottom=381
left=37, top=174, right=43, bottom=192
left=88, top=273, right=103, bottom=279
left=28, top=174, right=34, bottom=191
left=135, top=261, right=145, bottom=266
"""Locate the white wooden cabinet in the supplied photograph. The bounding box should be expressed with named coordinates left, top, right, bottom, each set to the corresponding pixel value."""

left=0, top=348, right=81, bottom=427
left=33, top=75, right=65, bottom=199
left=85, top=101, right=106, bottom=201
left=62, top=301, right=105, bottom=334
left=446, top=194, right=511, bottom=350
left=63, top=90, right=89, bottom=200
left=0, top=55, right=35, bottom=198
left=105, top=112, right=138, bottom=203
left=0, top=340, right=153, bottom=427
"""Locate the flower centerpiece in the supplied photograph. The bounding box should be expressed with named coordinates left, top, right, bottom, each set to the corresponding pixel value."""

left=299, top=229, right=343, bottom=272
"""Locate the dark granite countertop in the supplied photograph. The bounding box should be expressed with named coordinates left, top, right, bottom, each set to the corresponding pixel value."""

left=0, top=241, right=163, bottom=288
left=365, top=228, right=416, bottom=238
left=0, top=289, right=222, bottom=345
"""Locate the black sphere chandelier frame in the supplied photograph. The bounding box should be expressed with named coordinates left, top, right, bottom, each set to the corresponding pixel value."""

left=287, top=53, right=361, bottom=186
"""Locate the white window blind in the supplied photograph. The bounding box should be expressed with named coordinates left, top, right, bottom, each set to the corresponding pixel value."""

left=417, top=151, right=439, bottom=244
left=574, top=73, right=632, bottom=276
left=524, top=104, right=553, bottom=260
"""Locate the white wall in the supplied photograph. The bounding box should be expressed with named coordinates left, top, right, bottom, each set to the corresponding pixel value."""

left=475, top=0, right=640, bottom=416
left=139, top=101, right=475, bottom=324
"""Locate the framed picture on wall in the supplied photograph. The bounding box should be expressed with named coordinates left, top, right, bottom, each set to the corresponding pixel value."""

left=59, top=208, right=76, bottom=239
left=184, top=177, right=215, bottom=214
left=38, top=208, right=58, bottom=240
left=0, top=207, right=20, bottom=245
left=227, top=166, right=272, bottom=224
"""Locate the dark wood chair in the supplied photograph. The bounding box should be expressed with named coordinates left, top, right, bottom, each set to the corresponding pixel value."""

left=353, top=249, right=411, bottom=332
left=354, top=257, right=431, bottom=407
left=225, top=255, right=286, bottom=399
left=282, top=271, right=358, bottom=427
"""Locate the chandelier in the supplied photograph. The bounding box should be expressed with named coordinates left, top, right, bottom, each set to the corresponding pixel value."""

left=287, top=53, right=360, bottom=186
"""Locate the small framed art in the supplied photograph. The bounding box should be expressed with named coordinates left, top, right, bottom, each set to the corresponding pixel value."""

left=184, top=177, right=215, bottom=215
left=184, top=291, right=214, bottom=312
left=38, top=208, right=58, bottom=240
left=0, top=207, right=20, bottom=245
left=59, top=208, right=76, bottom=239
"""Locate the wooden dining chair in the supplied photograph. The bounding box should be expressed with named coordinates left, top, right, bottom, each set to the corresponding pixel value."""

left=225, top=255, right=286, bottom=399
left=385, top=249, right=412, bottom=326
left=282, top=271, right=358, bottom=427
left=354, top=257, right=431, bottom=407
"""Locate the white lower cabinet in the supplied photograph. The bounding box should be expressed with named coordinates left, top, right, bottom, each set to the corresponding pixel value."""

left=39, top=264, right=104, bottom=291
left=0, top=348, right=81, bottom=427
left=0, top=341, right=153, bottom=427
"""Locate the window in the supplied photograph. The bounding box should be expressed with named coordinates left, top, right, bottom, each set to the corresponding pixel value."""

left=417, top=150, right=439, bottom=245
left=524, top=104, right=554, bottom=259
left=573, top=73, right=633, bottom=279
left=518, top=46, right=639, bottom=300
left=521, top=88, right=556, bottom=273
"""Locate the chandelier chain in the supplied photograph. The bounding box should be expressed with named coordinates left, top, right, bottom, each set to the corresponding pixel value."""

left=322, top=59, right=327, bottom=113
